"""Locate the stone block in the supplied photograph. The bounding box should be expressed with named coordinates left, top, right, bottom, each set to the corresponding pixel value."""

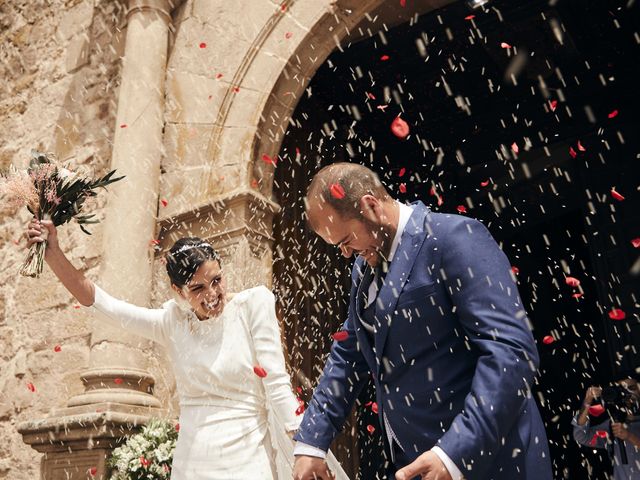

left=161, top=122, right=215, bottom=174
left=56, top=1, right=95, bottom=42
left=66, top=34, right=90, bottom=73
left=165, top=68, right=227, bottom=124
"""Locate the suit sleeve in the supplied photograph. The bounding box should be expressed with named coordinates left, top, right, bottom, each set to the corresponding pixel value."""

left=435, top=217, right=541, bottom=476
left=293, top=264, right=371, bottom=451
left=572, top=416, right=609, bottom=449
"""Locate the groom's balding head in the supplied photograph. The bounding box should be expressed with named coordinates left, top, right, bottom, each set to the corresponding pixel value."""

left=305, top=163, right=390, bottom=229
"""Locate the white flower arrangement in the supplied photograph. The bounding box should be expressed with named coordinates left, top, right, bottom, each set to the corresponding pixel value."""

left=108, top=418, right=178, bottom=480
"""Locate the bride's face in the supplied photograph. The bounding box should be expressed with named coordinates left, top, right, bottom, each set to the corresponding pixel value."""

left=175, top=260, right=226, bottom=320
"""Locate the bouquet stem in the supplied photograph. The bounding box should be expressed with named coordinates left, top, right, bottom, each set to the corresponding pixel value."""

left=19, top=241, right=47, bottom=278
left=19, top=213, right=50, bottom=278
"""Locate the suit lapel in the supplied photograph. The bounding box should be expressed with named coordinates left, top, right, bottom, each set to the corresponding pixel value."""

left=351, top=258, right=377, bottom=370
left=373, top=203, right=430, bottom=364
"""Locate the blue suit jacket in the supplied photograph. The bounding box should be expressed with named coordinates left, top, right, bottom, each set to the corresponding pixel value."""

left=294, top=202, right=552, bottom=479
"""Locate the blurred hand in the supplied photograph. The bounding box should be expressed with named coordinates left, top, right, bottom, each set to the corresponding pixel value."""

left=26, top=218, right=59, bottom=252
left=293, top=455, right=335, bottom=480
left=584, top=386, right=602, bottom=403
left=612, top=423, right=631, bottom=441
left=395, top=451, right=453, bottom=480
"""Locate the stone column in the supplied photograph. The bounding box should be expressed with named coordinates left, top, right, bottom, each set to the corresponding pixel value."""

left=19, top=1, right=175, bottom=478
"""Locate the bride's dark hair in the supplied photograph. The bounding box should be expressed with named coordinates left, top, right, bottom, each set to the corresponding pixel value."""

left=165, top=237, right=221, bottom=287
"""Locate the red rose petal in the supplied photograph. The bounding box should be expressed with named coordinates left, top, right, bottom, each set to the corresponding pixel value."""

left=380, top=55, right=390, bottom=61
left=280, top=2, right=286, bottom=12
left=391, top=116, right=410, bottom=139
left=588, top=404, right=605, bottom=417
left=27, top=382, right=36, bottom=393
left=399, top=167, right=406, bottom=177
left=149, top=239, right=160, bottom=246
left=233, top=86, right=240, bottom=93
left=464, top=14, right=475, bottom=20
left=160, top=199, right=168, bottom=207
left=175, top=423, right=180, bottom=431
left=114, top=377, right=123, bottom=385
left=549, top=100, right=558, bottom=111
left=366, top=92, right=376, bottom=100
left=565, top=276, right=580, bottom=287
left=253, top=365, right=268, bottom=378
left=329, top=183, right=346, bottom=200
left=371, top=402, right=378, bottom=414
left=140, top=456, right=150, bottom=467
left=631, top=238, right=640, bottom=248
left=120, top=124, right=127, bottom=128
left=577, top=140, right=586, bottom=152
left=511, top=266, right=520, bottom=275
left=262, top=154, right=277, bottom=166
left=89, top=467, right=98, bottom=476
left=332, top=330, right=349, bottom=342
left=611, top=188, right=625, bottom=201
left=199, top=42, right=207, bottom=49
left=608, top=309, right=626, bottom=321
left=295, top=147, right=301, bottom=156
left=542, top=335, right=555, bottom=345
left=511, top=142, right=519, bottom=154
left=429, top=187, right=437, bottom=196
left=216, top=73, right=223, bottom=79
left=400, top=0, right=406, bottom=6
left=500, top=42, right=512, bottom=49
left=250, top=179, right=259, bottom=189
left=296, top=386, right=303, bottom=394
left=437, top=195, right=444, bottom=206
left=399, top=183, right=407, bottom=194
left=607, top=109, right=619, bottom=119
left=480, top=180, right=490, bottom=187
left=456, top=205, right=467, bottom=214
left=376, top=105, right=388, bottom=112
left=569, top=146, right=577, bottom=159
left=285, top=32, right=293, bottom=39
left=367, top=424, right=376, bottom=434
left=572, top=292, right=584, bottom=299
left=596, top=430, right=608, bottom=438
left=54, top=345, right=61, bottom=352
left=295, top=398, right=305, bottom=416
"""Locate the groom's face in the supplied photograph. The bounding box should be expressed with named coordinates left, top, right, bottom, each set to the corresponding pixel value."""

left=308, top=200, right=393, bottom=267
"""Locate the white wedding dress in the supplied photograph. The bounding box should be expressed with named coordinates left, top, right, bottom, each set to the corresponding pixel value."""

left=90, top=284, right=348, bottom=479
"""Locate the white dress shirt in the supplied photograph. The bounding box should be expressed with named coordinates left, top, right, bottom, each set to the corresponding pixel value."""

left=294, top=202, right=463, bottom=479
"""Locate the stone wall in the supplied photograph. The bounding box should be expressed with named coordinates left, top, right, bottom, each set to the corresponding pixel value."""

left=0, top=2, right=175, bottom=478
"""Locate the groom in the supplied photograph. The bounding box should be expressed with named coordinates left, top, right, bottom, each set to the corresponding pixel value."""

left=292, top=163, right=552, bottom=480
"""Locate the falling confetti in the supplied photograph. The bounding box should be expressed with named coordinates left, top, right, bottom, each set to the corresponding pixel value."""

left=380, top=55, right=390, bottom=61
left=610, top=188, right=625, bottom=201
left=456, top=205, right=467, bottom=213
left=588, top=404, right=605, bottom=417
left=608, top=309, right=626, bottom=321
left=569, top=147, right=577, bottom=159
left=26, top=382, right=36, bottom=392
left=199, top=42, right=207, bottom=49
left=160, top=199, right=168, bottom=207
left=175, top=423, right=180, bottom=432
left=216, top=73, right=223, bottom=79
left=511, top=142, right=519, bottom=154
left=366, top=425, right=375, bottom=434
left=262, top=154, right=277, bottom=166
left=511, top=266, right=520, bottom=275
left=631, top=238, right=640, bottom=248
left=500, top=42, right=512, bottom=49
left=114, top=378, right=123, bottom=385
left=390, top=116, right=410, bottom=139
left=285, top=32, right=293, bottom=39
left=565, top=277, right=580, bottom=287
left=140, top=457, right=151, bottom=467
left=329, top=183, right=346, bottom=200
left=464, top=14, right=475, bottom=20
left=607, top=109, right=619, bottom=118
left=119, top=124, right=127, bottom=129
left=480, top=180, right=490, bottom=187
left=371, top=402, right=378, bottom=414
left=399, top=183, right=407, bottom=194
left=88, top=467, right=97, bottom=477
left=332, top=330, right=349, bottom=341
left=542, top=336, right=555, bottom=345
left=253, top=365, right=268, bottom=378
left=54, top=345, right=61, bottom=352
left=295, top=398, right=305, bottom=416
left=577, top=140, right=586, bottom=152
left=549, top=100, right=558, bottom=111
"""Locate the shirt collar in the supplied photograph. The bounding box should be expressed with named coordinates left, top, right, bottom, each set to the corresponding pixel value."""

left=388, top=201, right=414, bottom=263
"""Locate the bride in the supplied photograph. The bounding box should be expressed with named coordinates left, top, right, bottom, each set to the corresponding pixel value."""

left=26, top=218, right=348, bottom=480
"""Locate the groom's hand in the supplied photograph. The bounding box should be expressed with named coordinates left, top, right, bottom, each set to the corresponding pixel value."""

left=395, top=451, right=453, bottom=480
left=293, top=455, right=335, bottom=480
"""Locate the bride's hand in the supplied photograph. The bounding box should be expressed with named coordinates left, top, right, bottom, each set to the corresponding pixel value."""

left=26, top=217, right=59, bottom=253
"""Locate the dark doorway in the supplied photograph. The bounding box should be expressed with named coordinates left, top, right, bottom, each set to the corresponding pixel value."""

left=273, top=0, right=640, bottom=478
